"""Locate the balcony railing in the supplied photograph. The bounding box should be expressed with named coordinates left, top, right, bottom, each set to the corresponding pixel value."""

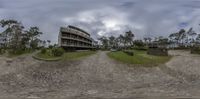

left=61, top=36, right=92, bottom=44
left=60, top=28, right=92, bottom=40
left=61, top=44, right=94, bottom=48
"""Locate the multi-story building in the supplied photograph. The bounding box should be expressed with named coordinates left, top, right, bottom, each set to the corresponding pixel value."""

left=58, top=25, right=94, bottom=50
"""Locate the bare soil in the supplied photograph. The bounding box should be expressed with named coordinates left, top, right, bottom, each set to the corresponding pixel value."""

left=0, top=50, right=200, bottom=99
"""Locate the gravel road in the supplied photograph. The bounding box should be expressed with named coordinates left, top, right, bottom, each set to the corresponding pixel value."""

left=0, top=50, right=200, bottom=99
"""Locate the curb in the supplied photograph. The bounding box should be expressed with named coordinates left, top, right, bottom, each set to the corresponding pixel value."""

left=32, top=54, right=62, bottom=61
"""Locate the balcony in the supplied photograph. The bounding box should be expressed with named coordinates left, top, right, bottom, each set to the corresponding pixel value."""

left=61, top=36, right=92, bottom=44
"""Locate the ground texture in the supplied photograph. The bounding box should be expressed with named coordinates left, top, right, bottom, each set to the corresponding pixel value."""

left=0, top=50, right=200, bottom=99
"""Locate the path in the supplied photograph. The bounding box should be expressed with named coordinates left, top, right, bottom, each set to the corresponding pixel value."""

left=0, top=51, right=200, bottom=98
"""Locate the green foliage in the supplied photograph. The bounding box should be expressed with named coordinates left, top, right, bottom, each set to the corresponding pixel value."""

left=133, top=40, right=145, bottom=47
left=0, top=19, right=43, bottom=57
left=108, top=50, right=171, bottom=66
left=40, top=48, right=47, bottom=54
left=35, top=50, right=96, bottom=61
left=0, top=49, right=5, bottom=54
left=52, top=48, right=65, bottom=57
left=48, top=45, right=53, bottom=49
left=123, top=50, right=134, bottom=56
left=191, top=47, right=200, bottom=54
left=63, top=51, right=96, bottom=60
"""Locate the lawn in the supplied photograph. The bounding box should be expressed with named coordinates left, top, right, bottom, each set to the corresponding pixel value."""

left=34, top=51, right=96, bottom=61
left=107, top=50, right=171, bottom=66
left=35, top=52, right=62, bottom=61
left=6, top=50, right=34, bottom=58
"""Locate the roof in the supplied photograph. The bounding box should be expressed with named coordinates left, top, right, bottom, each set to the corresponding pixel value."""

left=68, top=25, right=90, bottom=36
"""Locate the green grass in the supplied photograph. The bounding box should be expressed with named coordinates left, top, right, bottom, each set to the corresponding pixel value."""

left=35, top=52, right=62, bottom=61
left=7, top=50, right=34, bottom=58
left=34, top=51, right=96, bottom=61
left=107, top=50, right=171, bottom=66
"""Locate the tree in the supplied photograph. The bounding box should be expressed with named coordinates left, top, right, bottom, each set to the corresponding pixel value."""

left=98, top=36, right=109, bottom=49
left=42, top=40, right=46, bottom=47
left=118, top=34, right=126, bottom=48
left=124, top=30, right=134, bottom=46
left=133, top=40, right=145, bottom=48
left=177, top=29, right=186, bottom=45
left=109, top=36, right=116, bottom=48
left=26, top=27, right=43, bottom=49
left=144, top=38, right=148, bottom=45
left=47, top=40, right=51, bottom=47
left=196, top=34, right=200, bottom=44
left=11, top=22, right=25, bottom=50
left=186, top=28, right=197, bottom=46
left=0, top=19, right=18, bottom=48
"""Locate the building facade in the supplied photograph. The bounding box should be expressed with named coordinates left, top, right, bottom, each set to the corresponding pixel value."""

left=58, top=25, right=94, bottom=50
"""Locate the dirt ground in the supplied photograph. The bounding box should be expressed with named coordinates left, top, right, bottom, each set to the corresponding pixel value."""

left=0, top=50, right=200, bottom=99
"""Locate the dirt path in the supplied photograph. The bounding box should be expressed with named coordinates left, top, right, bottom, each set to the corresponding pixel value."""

left=0, top=50, right=200, bottom=98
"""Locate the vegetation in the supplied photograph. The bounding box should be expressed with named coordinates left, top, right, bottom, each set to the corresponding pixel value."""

left=52, top=48, right=65, bottom=57
left=108, top=50, right=171, bottom=66
left=0, top=19, right=47, bottom=56
left=34, top=47, right=96, bottom=61
left=98, top=30, right=135, bottom=50
left=34, top=47, right=65, bottom=60
left=169, top=28, right=200, bottom=48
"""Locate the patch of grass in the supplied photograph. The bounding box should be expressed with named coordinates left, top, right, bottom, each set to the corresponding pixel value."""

left=34, top=52, right=62, bottom=61
left=63, top=51, right=96, bottom=60
left=7, top=50, right=34, bottom=58
left=34, top=50, right=97, bottom=61
left=107, top=50, right=171, bottom=66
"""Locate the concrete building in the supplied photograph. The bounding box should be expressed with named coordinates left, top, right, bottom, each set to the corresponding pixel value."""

left=58, top=25, right=95, bottom=50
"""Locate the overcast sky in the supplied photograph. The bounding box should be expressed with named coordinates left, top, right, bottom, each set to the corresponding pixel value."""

left=0, top=0, right=200, bottom=43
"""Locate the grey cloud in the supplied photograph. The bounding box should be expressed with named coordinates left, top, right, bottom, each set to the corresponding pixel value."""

left=0, top=0, right=200, bottom=43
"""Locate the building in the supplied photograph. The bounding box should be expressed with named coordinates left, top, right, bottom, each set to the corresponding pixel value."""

left=58, top=25, right=95, bottom=50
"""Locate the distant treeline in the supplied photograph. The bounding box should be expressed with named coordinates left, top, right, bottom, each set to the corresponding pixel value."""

left=0, top=19, right=51, bottom=54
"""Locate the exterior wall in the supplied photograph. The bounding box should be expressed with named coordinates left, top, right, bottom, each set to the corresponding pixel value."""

left=59, top=26, right=93, bottom=50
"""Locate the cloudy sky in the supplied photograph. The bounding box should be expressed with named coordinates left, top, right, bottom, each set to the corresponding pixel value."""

left=0, top=0, right=200, bottom=43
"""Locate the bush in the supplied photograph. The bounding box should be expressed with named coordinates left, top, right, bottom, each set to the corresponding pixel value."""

left=133, top=46, right=148, bottom=51
left=191, top=47, right=200, bottom=54
left=48, top=45, right=53, bottom=49
left=40, top=48, right=47, bottom=54
left=133, top=40, right=145, bottom=48
left=52, top=48, right=65, bottom=57
left=0, top=49, right=5, bottom=54
left=8, top=49, right=24, bottom=55
left=123, top=50, right=134, bottom=56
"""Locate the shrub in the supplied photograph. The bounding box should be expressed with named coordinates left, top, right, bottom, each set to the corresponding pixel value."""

left=133, top=40, right=145, bottom=48
left=52, top=48, right=65, bottom=57
left=48, top=45, right=53, bottom=49
left=40, top=48, right=47, bottom=54
left=9, top=49, right=24, bottom=55
left=123, top=50, right=134, bottom=56
left=0, top=49, right=4, bottom=54
left=191, top=47, right=200, bottom=54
